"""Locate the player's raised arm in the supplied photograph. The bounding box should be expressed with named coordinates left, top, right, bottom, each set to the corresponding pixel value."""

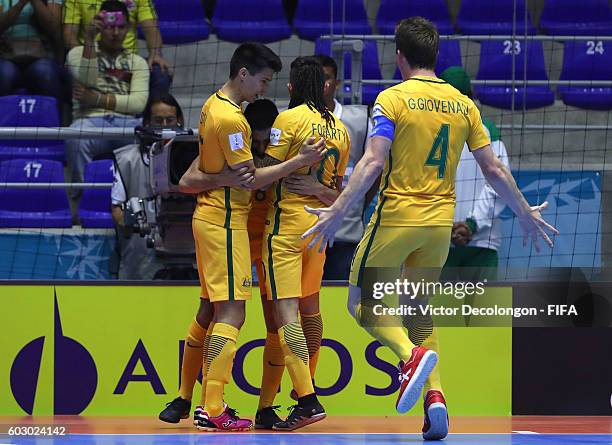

left=471, top=146, right=559, bottom=252
left=302, top=134, right=390, bottom=252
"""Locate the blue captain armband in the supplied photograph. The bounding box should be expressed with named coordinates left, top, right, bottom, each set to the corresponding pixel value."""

left=369, top=114, right=395, bottom=141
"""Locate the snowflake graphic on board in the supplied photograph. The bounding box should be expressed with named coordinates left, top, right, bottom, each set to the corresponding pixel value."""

left=39, top=234, right=110, bottom=279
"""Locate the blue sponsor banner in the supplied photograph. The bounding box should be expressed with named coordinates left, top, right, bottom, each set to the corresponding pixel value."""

left=0, top=229, right=115, bottom=279
left=499, top=170, right=601, bottom=268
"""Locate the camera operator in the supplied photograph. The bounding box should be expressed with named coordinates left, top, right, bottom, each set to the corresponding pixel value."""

left=111, top=93, right=253, bottom=280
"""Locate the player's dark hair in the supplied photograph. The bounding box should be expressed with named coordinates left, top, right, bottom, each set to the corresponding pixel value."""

left=314, top=54, right=338, bottom=79
left=143, top=92, right=184, bottom=127
left=289, top=56, right=335, bottom=127
left=244, top=99, right=278, bottom=131
left=229, top=42, right=282, bottom=79
left=395, top=17, right=439, bottom=70
left=100, top=0, right=130, bottom=21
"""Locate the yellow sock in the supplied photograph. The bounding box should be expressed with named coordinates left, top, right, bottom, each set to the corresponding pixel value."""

left=258, top=332, right=285, bottom=410
left=203, top=322, right=238, bottom=417
left=422, top=327, right=442, bottom=394
left=178, top=319, right=206, bottom=401
left=198, top=321, right=215, bottom=407
left=278, top=322, right=314, bottom=398
left=356, top=304, right=415, bottom=361
left=301, top=312, right=323, bottom=379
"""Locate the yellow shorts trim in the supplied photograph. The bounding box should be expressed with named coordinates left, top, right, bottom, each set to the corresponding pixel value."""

left=262, top=233, right=326, bottom=300
left=193, top=219, right=252, bottom=302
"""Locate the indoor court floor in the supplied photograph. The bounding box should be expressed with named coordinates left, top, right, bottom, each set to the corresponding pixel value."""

left=1, top=416, right=610, bottom=445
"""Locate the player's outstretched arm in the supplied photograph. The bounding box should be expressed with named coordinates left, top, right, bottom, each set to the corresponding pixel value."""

left=248, top=137, right=326, bottom=190
left=472, top=146, right=559, bottom=252
left=178, top=155, right=254, bottom=194
left=302, top=135, right=390, bottom=252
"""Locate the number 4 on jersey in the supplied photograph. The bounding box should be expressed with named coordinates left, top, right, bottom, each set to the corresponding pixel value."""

left=425, top=124, right=449, bottom=179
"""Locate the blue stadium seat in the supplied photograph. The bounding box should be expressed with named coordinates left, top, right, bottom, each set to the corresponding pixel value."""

left=0, top=159, right=71, bottom=228
left=212, top=0, right=291, bottom=42
left=152, top=0, right=210, bottom=44
left=558, top=41, right=612, bottom=110
left=394, top=40, right=462, bottom=79
left=78, top=160, right=114, bottom=229
left=457, top=0, right=535, bottom=35
left=0, top=95, right=65, bottom=162
left=540, top=0, right=612, bottom=36
left=294, top=0, right=371, bottom=41
left=315, top=38, right=383, bottom=105
left=475, top=40, right=554, bottom=109
left=376, top=0, right=454, bottom=35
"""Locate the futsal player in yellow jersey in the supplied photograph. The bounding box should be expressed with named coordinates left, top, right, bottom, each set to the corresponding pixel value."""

left=159, top=99, right=280, bottom=426
left=248, top=57, right=350, bottom=431
left=304, top=17, right=558, bottom=440
left=178, top=44, right=325, bottom=432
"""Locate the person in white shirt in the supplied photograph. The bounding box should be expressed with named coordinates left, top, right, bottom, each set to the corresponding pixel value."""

left=440, top=66, right=510, bottom=281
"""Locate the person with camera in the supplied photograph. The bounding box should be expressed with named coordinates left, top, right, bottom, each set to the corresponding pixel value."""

left=66, top=0, right=148, bottom=195
left=111, top=92, right=253, bottom=280
left=63, top=0, right=172, bottom=95
left=0, top=0, right=64, bottom=101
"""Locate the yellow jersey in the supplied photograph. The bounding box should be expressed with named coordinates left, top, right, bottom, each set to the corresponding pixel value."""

left=193, top=91, right=253, bottom=229
left=372, top=75, right=490, bottom=227
left=265, top=103, right=350, bottom=235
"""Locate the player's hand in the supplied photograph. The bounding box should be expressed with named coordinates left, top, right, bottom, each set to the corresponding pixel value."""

left=148, top=53, right=174, bottom=76
left=451, top=222, right=472, bottom=246
left=284, top=168, right=320, bottom=196
left=85, top=12, right=104, bottom=39
left=301, top=205, right=346, bottom=253
left=219, top=163, right=254, bottom=188
left=297, top=137, right=327, bottom=167
left=73, top=83, right=98, bottom=108
left=517, top=201, right=559, bottom=253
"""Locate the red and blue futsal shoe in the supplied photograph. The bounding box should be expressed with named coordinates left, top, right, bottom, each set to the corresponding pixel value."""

left=396, top=346, right=438, bottom=414
left=422, top=390, right=449, bottom=440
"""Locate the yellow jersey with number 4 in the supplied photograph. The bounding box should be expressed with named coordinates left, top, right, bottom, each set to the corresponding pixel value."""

left=372, top=75, right=490, bottom=227
left=265, top=103, right=350, bottom=235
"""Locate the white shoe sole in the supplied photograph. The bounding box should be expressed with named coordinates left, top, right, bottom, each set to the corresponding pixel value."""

left=423, top=402, right=448, bottom=440
left=396, top=350, right=438, bottom=414
left=272, top=412, right=326, bottom=431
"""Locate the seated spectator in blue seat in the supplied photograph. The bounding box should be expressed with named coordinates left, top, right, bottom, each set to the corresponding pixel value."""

left=0, top=0, right=64, bottom=102
left=64, top=0, right=172, bottom=95
left=65, top=0, right=148, bottom=195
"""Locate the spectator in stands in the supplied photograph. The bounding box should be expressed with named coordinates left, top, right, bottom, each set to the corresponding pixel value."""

left=439, top=66, right=510, bottom=282
left=65, top=0, right=148, bottom=192
left=63, top=0, right=172, bottom=95
left=0, top=0, right=64, bottom=100
left=296, top=54, right=377, bottom=280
